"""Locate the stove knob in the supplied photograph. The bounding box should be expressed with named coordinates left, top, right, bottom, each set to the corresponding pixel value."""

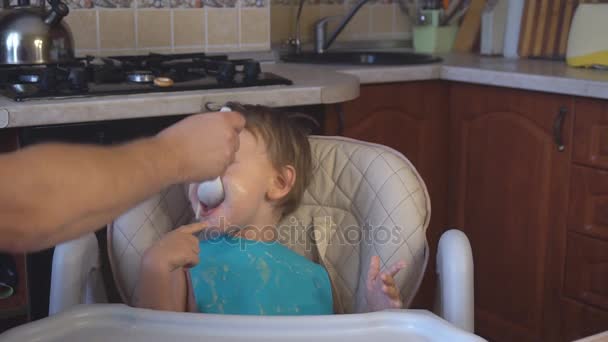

left=242, top=60, right=261, bottom=83
left=216, top=62, right=236, bottom=85
left=38, top=68, right=57, bottom=91
left=68, top=68, right=88, bottom=90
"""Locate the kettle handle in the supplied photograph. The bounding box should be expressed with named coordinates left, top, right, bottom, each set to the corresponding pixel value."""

left=44, top=0, right=69, bottom=26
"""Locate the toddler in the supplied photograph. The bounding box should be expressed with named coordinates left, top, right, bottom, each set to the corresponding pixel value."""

left=134, top=104, right=405, bottom=315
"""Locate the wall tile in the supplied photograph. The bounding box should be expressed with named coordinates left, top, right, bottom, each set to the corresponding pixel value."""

left=341, top=7, right=369, bottom=39
left=206, top=45, right=240, bottom=53
left=64, top=10, right=98, bottom=50
left=240, top=8, right=269, bottom=44
left=136, top=48, right=173, bottom=54
left=270, top=5, right=293, bottom=44
left=319, top=4, right=344, bottom=18
left=170, top=0, right=203, bottom=8
left=137, top=10, right=172, bottom=47
left=173, top=9, right=205, bottom=46
left=207, top=8, right=238, bottom=46
left=241, top=0, right=266, bottom=7
left=320, top=0, right=344, bottom=4
left=371, top=4, right=392, bottom=33
left=65, top=0, right=95, bottom=9
left=65, top=0, right=269, bottom=55
left=270, top=0, right=293, bottom=5
left=294, top=4, right=320, bottom=42
left=137, top=0, right=170, bottom=8
left=99, top=9, right=136, bottom=49
left=204, top=0, right=237, bottom=7
left=94, top=0, right=133, bottom=8
left=393, top=5, right=410, bottom=33
left=98, top=49, right=139, bottom=56
left=173, top=47, right=206, bottom=53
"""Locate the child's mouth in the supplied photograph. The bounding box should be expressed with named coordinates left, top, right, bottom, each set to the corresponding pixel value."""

left=198, top=201, right=220, bottom=217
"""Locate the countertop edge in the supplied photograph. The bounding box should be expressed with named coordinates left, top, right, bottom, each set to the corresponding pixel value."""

left=439, top=65, right=608, bottom=100
left=1, top=65, right=360, bottom=128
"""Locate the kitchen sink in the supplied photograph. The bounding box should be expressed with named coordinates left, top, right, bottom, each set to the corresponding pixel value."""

left=280, top=51, right=442, bottom=65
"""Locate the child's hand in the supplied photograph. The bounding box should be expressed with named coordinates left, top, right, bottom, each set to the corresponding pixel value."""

left=365, top=255, right=406, bottom=312
left=142, top=222, right=207, bottom=274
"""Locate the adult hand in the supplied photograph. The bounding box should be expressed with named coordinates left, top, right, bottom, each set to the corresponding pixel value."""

left=156, top=111, right=245, bottom=183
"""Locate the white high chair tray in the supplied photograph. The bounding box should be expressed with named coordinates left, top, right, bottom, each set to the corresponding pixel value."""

left=1, top=304, right=486, bottom=342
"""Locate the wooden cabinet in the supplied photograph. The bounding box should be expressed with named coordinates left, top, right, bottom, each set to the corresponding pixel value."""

left=448, top=83, right=572, bottom=342
left=330, top=82, right=607, bottom=341
left=324, top=81, right=450, bottom=309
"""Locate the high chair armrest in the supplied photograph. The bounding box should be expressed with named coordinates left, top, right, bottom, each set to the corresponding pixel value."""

left=435, top=229, right=475, bottom=333
left=49, top=233, right=108, bottom=315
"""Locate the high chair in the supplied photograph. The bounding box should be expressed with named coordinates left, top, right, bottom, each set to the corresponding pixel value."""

left=1, top=136, right=481, bottom=341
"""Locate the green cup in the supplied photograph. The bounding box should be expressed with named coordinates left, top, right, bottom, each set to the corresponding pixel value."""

left=413, top=25, right=459, bottom=54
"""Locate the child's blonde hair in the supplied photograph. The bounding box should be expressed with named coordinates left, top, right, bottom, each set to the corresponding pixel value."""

left=227, top=102, right=313, bottom=216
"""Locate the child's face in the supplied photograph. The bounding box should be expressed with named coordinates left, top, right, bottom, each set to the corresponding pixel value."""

left=188, top=130, right=277, bottom=231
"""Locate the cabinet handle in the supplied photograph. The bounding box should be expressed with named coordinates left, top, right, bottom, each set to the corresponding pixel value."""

left=553, top=107, right=567, bottom=152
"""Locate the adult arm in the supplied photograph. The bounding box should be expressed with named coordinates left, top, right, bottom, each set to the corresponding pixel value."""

left=0, top=112, right=244, bottom=252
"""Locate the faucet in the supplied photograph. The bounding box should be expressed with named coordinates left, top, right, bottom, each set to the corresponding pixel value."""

left=314, top=0, right=371, bottom=54
left=290, top=0, right=372, bottom=55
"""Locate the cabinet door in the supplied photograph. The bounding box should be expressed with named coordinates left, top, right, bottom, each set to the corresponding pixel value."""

left=325, top=81, right=449, bottom=309
left=573, top=98, right=608, bottom=169
left=561, top=298, right=608, bottom=342
left=564, top=232, right=608, bottom=311
left=568, top=166, right=608, bottom=241
left=449, top=83, right=572, bottom=342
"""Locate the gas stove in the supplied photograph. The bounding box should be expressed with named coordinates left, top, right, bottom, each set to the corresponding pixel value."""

left=0, top=53, right=293, bottom=101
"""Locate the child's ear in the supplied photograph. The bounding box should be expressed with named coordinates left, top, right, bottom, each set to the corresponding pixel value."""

left=267, top=165, right=296, bottom=202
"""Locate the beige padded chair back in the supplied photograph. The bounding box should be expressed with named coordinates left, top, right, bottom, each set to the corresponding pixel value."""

left=108, top=136, right=430, bottom=313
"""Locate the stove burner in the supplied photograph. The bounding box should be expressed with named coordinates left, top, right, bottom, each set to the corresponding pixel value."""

left=0, top=52, right=293, bottom=101
left=127, top=71, right=154, bottom=83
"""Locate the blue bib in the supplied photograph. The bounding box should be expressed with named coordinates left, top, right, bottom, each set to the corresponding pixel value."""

left=189, top=235, right=333, bottom=315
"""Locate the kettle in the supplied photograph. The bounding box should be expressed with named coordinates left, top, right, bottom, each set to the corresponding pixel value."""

left=0, top=0, right=74, bottom=65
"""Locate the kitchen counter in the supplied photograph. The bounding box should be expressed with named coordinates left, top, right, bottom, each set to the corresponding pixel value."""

left=323, top=53, right=608, bottom=99
left=0, top=63, right=360, bottom=128
left=2, top=52, right=608, bottom=128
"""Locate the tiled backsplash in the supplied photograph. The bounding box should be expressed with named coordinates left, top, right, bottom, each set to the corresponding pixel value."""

left=4, top=0, right=408, bottom=56
left=60, top=0, right=269, bottom=56
left=270, top=0, right=411, bottom=45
